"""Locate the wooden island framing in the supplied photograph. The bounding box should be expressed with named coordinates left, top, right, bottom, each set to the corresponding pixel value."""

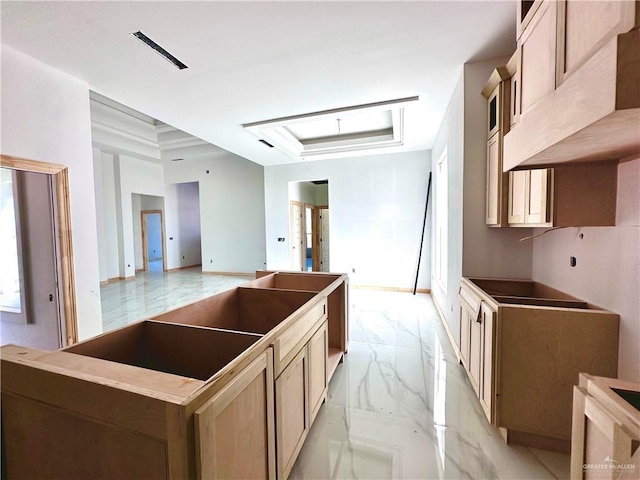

left=1, top=271, right=349, bottom=480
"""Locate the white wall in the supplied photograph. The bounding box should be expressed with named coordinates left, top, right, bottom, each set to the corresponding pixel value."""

left=164, top=154, right=266, bottom=273
left=430, top=61, right=532, bottom=344
left=1, top=45, right=102, bottom=340
left=265, top=150, right=432, bottom=290
left=532, top=156, right=640, bottom=382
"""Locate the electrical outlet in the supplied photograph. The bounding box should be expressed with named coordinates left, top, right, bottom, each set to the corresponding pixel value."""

left=182, top=256, right=185, bottom=260
left=351, top=268, right=355, bottom=273
left=210, top=259, right=213, bottom=263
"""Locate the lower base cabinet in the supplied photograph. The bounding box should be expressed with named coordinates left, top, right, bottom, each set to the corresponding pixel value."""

left=276, top=347, right=309, bottom=480
left=570, top=374, right=640, bottom=480
left=275, top=321, right=328, bottom=479
left=195, top=349, right=276, bottom=480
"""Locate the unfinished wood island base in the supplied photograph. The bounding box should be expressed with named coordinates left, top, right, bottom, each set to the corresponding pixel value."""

left=1, top=271, right=349, bottom=480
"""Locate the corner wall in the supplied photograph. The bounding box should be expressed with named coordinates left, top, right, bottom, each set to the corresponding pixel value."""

left=1, top=45, right=102, bottom=340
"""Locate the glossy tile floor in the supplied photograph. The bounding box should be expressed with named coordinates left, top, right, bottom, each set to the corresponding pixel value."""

left=291, top=289, right=570, bottom=480
left=100, top=273, right=570, bottom=479
left=100, top=267, right=253, bottom=332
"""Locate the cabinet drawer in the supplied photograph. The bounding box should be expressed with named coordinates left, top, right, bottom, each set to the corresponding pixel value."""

left=273, top=298, right=326, bottom=377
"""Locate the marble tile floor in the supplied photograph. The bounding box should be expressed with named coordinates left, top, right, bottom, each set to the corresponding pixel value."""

left=290, top=289, right=570, bottom=480
left=100, top=267, right=253, bottom=332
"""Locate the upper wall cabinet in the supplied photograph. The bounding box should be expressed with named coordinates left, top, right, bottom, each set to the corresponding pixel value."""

left=482, top=67, right=511, bottom=227
left=503, top=0, right=640, bottom=171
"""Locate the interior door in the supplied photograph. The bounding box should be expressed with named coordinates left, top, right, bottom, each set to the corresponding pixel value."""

left=290, top=201, right=303, bottom=271
left=0, top=169, right=63, bottom=350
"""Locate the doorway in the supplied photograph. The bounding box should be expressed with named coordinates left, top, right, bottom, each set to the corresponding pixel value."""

left=142, top=210, right=166, bottom=272
left=288, top=180, right=330, bottom=272
left=0, top=155, right=78, bottom=348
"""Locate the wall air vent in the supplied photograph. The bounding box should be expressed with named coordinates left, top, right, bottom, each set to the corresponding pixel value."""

left=259, top=139, right=275, bottom=148
left=131, top=31, right=188, bottom=70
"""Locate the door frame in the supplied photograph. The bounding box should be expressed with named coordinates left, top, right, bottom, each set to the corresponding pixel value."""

left=290, top=200, right=304, bottom=271
left=315, top=205, right=328, bottom=272
left=141, top=209, right=166, bottom=272
left=1, top=154, right=78, bottom=345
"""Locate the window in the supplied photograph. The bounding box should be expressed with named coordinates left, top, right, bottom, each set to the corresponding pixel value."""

left=435, top=148, right=448, bottom=293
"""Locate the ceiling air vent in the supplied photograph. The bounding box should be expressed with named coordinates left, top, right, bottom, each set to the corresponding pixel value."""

left=131, top=31, right=188, bottom=70
left=259, top=139, right=275, bottom=148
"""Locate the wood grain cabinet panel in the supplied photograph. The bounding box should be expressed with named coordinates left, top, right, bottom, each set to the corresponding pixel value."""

left=508, top=170, right=528, bottom=225
left=570, top=375, right=640, bottom=480
left=520, top=0, right=557, bottom=115
left=276, top=347, right=309, bottom=480
left=559, top=0, right=637, bottom=85
left=195, top=349, right=276, bottom=480
left=479, top=303, right=496, bottom=423
left=482, top=69, right=511, bottom=227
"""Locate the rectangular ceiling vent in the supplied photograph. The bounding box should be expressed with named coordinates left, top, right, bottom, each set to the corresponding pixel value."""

left=131, top=31, right=188, bottom=70
left=259, top=139, right=275, bottom=148
left=171, top=158, right=184, bottom=162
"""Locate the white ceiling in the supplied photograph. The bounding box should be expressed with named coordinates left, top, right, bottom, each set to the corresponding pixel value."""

left=1, top=1, right=516, bottom=166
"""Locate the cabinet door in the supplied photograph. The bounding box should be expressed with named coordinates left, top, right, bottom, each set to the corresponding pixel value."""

left=520, top=0, right=557, bottom=115
left=508, top=170, right=528, bottom=224
left=459, top=306, right=471, bottom=369
left=468, top=310, right=482, bottom=397
left=525, top=169, right=551, bottom=224
left=195, top=349, right=276, bottom=480
left=479, top=304, right=495, bottom=423
left=308, top=322, right=328, bottom=424
left=276, top=347, right=309, bottom=480
left=570, top=387, right=640, bottom=480
left=558, top=0, right=636, bottom=85
left=486, top=133, right=501, bottom=226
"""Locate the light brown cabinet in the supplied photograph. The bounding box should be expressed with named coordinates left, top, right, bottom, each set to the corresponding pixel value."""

left=275, top=320, right=328, bottom=480
left=1, top=272, right=347, bottom=480
left=507, top=162, right=617, bottom=227
left=276, top=347, right=309, bottom=480
left=458, top=277, right=619, bottom=452
left=504, top=0, right=639, bottom=170
left=458, top=285, right=496, bottom=424
left=508, top=168, right=552, bottom=227
left=196, top=349, right=276, bottom=480
left=482, top=69, right=511, bottom=227
left=519, top=0, right=557, bottom=116
left=570, top=374, right=640, bottom=480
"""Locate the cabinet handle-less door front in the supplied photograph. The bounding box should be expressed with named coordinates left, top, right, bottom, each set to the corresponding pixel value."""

left=195, top=349, right=276, bottom=480
left=276, top=347, right=309, bottom=480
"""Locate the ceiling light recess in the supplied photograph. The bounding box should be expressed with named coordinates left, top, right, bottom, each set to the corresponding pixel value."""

left=131, top=31, right=188, bottom=70
left=243, top=97, right=419, bottom=160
